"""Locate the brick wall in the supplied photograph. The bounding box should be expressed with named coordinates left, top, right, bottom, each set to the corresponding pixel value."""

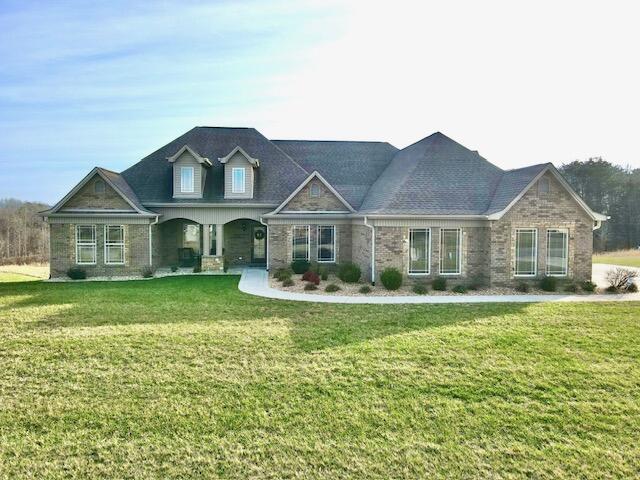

left=282, top=180, right=350, bottom=211
left=64, top=177, right=133, bottom=210
left=50, top=223, right=151, bottom=278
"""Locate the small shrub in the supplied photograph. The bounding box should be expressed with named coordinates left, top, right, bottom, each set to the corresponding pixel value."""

left=325, top=283, right=341, bottom=292
left=304, top=282, right=318, bottom=291
left=67, top=267, right=86, bottom=280
left=564, top=283, right=578, bottom=293
left=606, top=267, right=638, bottom=290
left=515, top=282, right=529, bottom=293
left=432, top=277, right=447, bottom=291
left=452, top=284, right=468, bottom=294
left=141, top=266, right=154, bottom=278
left=193, top=265, right=201, bottom=273
left=605, top=285, right=618, bottom=293
left=539, top=276, right=557, bottom=292
left=291, top=260, right=310, bottom=274
left=581, top=280, right=597, bottom=293
left=282, top=278, right=294, bottom=287
left=338, top=262, right=361, bottom=283
left=170, top=265, right=178, bottom=273
left=412, top=284, right=428, bottom=295
left=380, top=267, right=402, bottom=290
left=626, top=282, right=638, bottom=293
left=302, top=270, right=320, bottom=285
left=319, top=267, right=328, bottom=281
left=359, top=285, right=372, bottom=294
left=274, top=268, right=292, bottom=281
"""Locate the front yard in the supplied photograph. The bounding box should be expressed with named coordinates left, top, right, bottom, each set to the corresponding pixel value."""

left=593, top=249, right=640, bottom=268
left=0, top=276, right=639, bottom=478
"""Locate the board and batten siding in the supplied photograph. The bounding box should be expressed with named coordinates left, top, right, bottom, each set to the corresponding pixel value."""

left=154, top=207, right=271, bottom=225
left=224, top=152, right=254, bottom=199
left=173, top=151, right=205, bottom=199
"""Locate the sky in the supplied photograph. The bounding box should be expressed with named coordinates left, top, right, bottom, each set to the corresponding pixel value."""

left=1, top=0, right=639, bottom=204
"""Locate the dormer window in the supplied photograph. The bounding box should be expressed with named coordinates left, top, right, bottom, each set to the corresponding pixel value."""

left=180, top=166, right=195, bottom=193
left=232, top=168, right=246, bottom=193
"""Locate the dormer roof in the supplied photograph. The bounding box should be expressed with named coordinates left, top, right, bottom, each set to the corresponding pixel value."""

left=218, top=146, right=260, bottom=166
left=166, top=145, right=212, bottom=166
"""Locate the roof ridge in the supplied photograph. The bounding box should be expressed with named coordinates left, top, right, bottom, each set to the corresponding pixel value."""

left=251, top=129, right=310, bottom=176
left=273, top=139, right=396, bottom=146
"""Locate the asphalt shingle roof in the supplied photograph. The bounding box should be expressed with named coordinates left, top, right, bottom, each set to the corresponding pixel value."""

left=97, top=167, right=151, bottom=213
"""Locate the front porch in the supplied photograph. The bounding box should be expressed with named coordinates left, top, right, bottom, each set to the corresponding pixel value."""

left=156, top=218, right=267, bottom=272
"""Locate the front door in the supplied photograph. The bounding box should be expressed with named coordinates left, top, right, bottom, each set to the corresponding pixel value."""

left=251, top=226, right=267, bottom=265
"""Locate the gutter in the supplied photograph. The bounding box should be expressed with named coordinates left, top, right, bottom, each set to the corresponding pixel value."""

left=259, top=216, right=269, bottom=271
left=149, top=215, right=159, bottom=266
left=363, top=216, right=375, bottom=285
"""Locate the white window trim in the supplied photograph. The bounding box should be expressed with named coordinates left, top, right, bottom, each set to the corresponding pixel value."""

left=408, top=228, right=431, bottom=275
left=180, top=166, right=195, bottom=193
left=439, top=228, right=462, bottom=275
left=104, top=225, right=125, bottom=265
left=232, top=167, right=246, bottom=194
left=317, top=225, right=336, bottom=263
left=292, top=225, right=310, bottom=261
left=75, top=225, right=96, bottom=265
left=515, top=228, right=538, bottom=277
left=546, top=228, right=568, bottom=277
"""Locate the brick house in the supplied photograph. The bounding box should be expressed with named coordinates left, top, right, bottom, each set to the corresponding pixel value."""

left=42, top=128, right=607, bottom=286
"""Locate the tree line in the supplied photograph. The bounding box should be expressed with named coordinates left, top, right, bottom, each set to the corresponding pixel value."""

left=560, top=158, right=640, bottom=252
left=0, top=199, right=49, bottom=265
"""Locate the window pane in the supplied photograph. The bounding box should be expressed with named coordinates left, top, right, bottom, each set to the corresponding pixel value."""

left=78, top=245, right=95, bottom=263
left=232, top=168, right=245, bottom=193
left=292, top=226, right=309, bottom=260
left=106, top=245, right=124, bottom=264
left=440, top=229, right=461, bottom=274
left=515, top=229, right=537, bottom=276
left=106, top=226, right=123, bottom=243
left=77, top=226, right=95, bottom=243
left=318, top=226, right=335, bottom=262
left=409, top=229, right=429, bottom=273
left=547, top=230, right=567, bottom=275
left=181, top=167, right=194, bottom=192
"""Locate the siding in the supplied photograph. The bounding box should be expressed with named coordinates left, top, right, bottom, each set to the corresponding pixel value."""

left=224, top=152, right=254, bottom=199
left=154, top=207, right=271, bottom=225
left=173, top=151, right=204, bottom=199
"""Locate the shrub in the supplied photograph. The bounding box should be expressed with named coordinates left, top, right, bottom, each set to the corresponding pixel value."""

left=412, top=284, right=428, bottom=295
left=304, top=282, right=318, bottom=291
left=141, top=266, right=154, bottom=278
left=319, top=267, right=328, bottom=281
left=432, top=277, right=447, bottom=291
left=359, top=285, right=371, bottom=294
left=539, top=276, right=557, bottom=292
left=193, top=265, right=201, bottom=273
left=515, top=282, right=529, bottom=293
left=302, top=270, right=320, bottom=285
left=380, top=267, right=402, bottom=290
left=337, top=263, right=361, bottom=283
left=274, top=268, right=292, bottom=281
left=452, top=284, right=468, bottom=294
left=170, top=265, right=178, bottom=273
left=605, top=285, right=618, bottom=293
left=626, top=282, right=638, bottom=293
left=325, top=283, right=341, bottom=292
left=67, top=267, right=86, bottom=280
left=606, top=267, right=638, bottom=290
left=291, top=260, right=310, bottom=274
left=581, top=280, right=597, bottom=293
left=282, top=278, right=294, bottom=287
left=564, top=283, right=578, bottom=293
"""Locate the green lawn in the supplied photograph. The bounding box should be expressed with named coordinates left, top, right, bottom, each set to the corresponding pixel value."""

left=0, top=272, right=38, bottom=282
left=593, top=249, right=640, bottom=268
left=1, top=277, right=639, bottom=478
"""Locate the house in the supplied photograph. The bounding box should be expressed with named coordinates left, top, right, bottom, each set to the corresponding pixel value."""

left=42, top=127, right=607, bottom=286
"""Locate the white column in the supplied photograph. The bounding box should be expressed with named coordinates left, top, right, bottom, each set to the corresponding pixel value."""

left=202, top=224, right=211, bottom=256
left=216, top=224, right=224, bottom=256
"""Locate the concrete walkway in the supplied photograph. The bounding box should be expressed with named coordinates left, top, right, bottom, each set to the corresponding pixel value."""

left=238, top=268, right=640, bottom=304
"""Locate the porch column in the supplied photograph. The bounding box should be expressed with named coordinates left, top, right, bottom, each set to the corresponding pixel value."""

left=216, top=223, right=224, bottom=256
left=202, top=224, right=211, bottom=255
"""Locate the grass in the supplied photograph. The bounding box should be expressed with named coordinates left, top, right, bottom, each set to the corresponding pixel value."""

left=0, top=263, right=49, bottom=282
left=593, top=249, right=640, bottom=268
left=0, top=276, right=639, bottom=478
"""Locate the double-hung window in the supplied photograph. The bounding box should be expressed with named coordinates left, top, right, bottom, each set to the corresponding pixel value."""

left=409, top=228, right=430, bottom=274
left=515, top=228, right=537, bottom=276
left=292, top=225, right=310, bottom=260
left=180, top=166, right=194, bottom=193
left=546, top=229, right=568, bottom=276
left=232, top=167, right=245, bottom=193
left=105, top=225, right=125, bottom=265
left=440, top=228, right=462, bottom=275
left=76, top=225, right=96, bottom=264
left=317, top=225, right=336, bottom=262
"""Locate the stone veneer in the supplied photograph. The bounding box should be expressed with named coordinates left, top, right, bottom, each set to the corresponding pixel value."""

left=201, top=255, right=224, bottom=272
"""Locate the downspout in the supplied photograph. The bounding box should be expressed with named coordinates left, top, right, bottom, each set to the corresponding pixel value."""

left=259, top=216, right=269, bottom=271
left=149, top=215, right=159, bottom=266
left=364, top=216, right=375, bottom=285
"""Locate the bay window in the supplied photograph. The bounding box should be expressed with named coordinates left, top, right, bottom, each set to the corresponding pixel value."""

left=546, top=229, right=568, bottom=276
left=409, top=228, right=430, bottom=274
left=440, top=228, right=461, bottom=275
left=515, top=228, right=537, bottom=276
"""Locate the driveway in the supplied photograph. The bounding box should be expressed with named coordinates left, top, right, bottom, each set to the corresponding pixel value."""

left=592, top=263, right=640, bottom=289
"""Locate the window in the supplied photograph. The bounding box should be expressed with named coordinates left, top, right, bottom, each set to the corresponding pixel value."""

left=94, top=179, right=106, bottom=193
left=105, top=225, right=125, bottom=265
left=317, top=225, right=335, bottom=262
left=409, top=228, right=430, bottom=274
left=440, top=228, right=462, bottom=275
left=292, top=225, right=310, bottom=260
left=515, top=228, right=537, bottom=276
left=547, top=229, right=568, bottom=276
left=310, top=182, right=321, bottom=197
left=181, top=166, right=194, bottom=193
left=232, top=167, right=245, bottom=193
left=538, top=178, right=550, bottom=194
left=76, top=225, right=96, bottom=264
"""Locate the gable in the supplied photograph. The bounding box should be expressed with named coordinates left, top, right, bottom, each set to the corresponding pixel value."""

left=172, top=150, right=205, bottom=198
left=62, top=173, right=133, bottom=211
left=280, top=178, right=351, bottom=212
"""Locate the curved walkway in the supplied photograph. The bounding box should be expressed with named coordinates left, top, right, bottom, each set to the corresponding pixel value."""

left=238, top=269, right=640, bottom=304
